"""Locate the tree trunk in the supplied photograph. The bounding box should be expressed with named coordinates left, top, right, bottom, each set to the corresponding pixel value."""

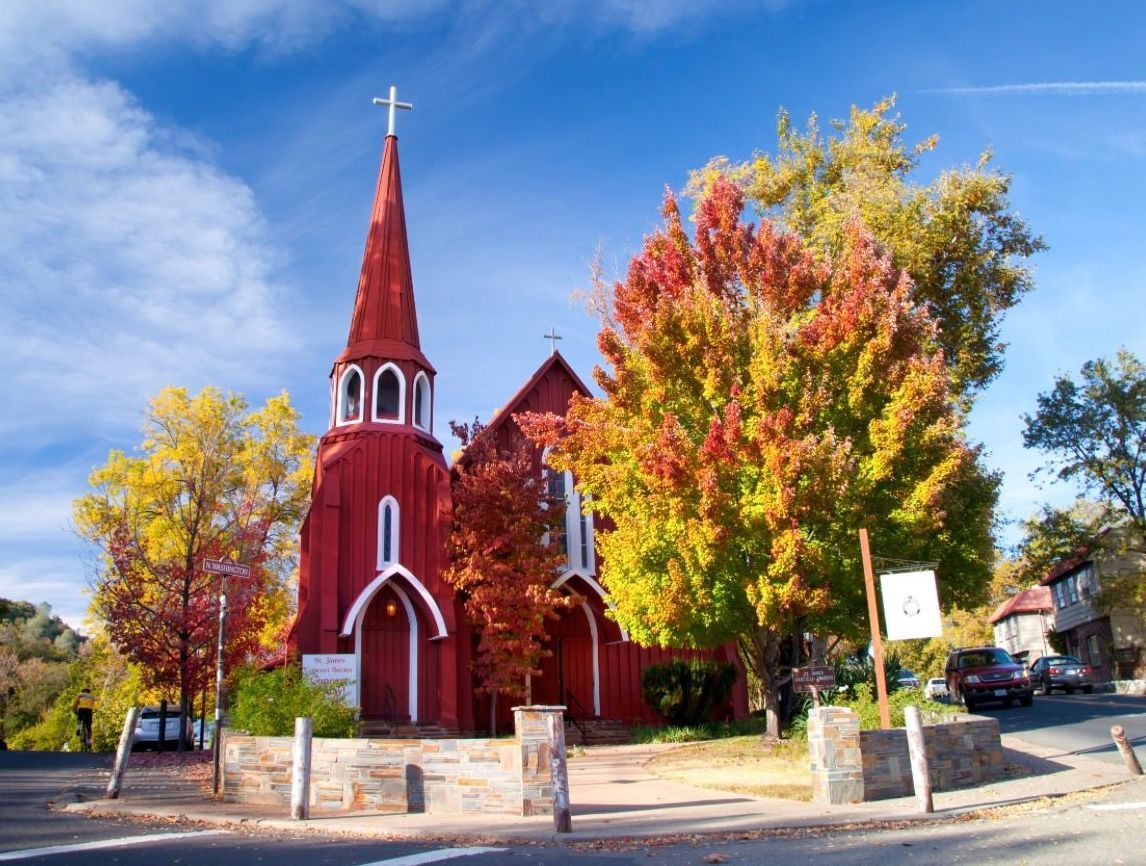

left=489, top=689, right=498, bottom=737
left=742, top=627, right=784, bottom=740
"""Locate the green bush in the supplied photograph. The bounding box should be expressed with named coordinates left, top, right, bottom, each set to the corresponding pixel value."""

left=640, top=659, right=738, bottom=727
left=807, top=682, right=949, bottom=730
left=227, top=664, right=358, bottom=737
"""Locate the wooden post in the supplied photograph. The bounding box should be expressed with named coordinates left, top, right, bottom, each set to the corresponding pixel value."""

left=291, top=717, right=313, bottom=820
left=1111, top=725, right=1143, bottom=775
left=545, top=711, right=573, bottom=833
left=859, top=528, right=892, bottom=730
left=904, top=705, right=933, bottom=813
left=106, top=706, right=140, bottom=800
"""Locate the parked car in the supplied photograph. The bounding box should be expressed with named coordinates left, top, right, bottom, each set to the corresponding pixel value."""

left=1029, top=654, right=1095, bottom=695
left=192, top=717, right=217, bottom=749
left=924, top=677, right=949, bottom=700
left=945, top=646, right=1033, bottom=711
left=896, top=669, right=920, bottom=690
left=132, top=706, right=193, bottom=750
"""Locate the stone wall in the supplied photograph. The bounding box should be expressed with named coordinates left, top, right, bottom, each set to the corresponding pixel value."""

left=808, top=707, right=1005, bottom=803
left=860, top=716, right=1004, bottom=800
left=222, top=706, right=561, bottom=816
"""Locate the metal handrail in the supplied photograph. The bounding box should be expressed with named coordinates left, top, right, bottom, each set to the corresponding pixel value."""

left=563, top=690, right=590, bottom=743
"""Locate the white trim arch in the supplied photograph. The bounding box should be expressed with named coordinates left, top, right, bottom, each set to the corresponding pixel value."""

left=579, top=599, right=602, bottom=715
left=553, top=569, right=630, bottom=643
left=341, top=563, right=448, bottom=640
left=377, top=495, right=400, bottom=568
left=412, top=371, right=432, bottom=432
left=335, top=364, right=365, bottom=426
left=372, top=362, right=406, bottom=424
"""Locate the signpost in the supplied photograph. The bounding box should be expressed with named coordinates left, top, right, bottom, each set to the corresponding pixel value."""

left=793, top=665, right=836, bottom=708
left=203, top=558, right=251, bottom=797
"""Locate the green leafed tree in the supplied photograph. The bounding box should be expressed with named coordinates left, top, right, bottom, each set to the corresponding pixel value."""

left=689, top=95, right=1045, bottom=405
left=73, top=387, right=314, bottom=741
left=521, top=178, right=997, bottom=737
left=1023, top=349, right=1146, bottom=539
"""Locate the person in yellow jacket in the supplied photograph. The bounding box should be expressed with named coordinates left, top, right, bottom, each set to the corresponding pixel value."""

left=73, top=688, right=95, bottom=751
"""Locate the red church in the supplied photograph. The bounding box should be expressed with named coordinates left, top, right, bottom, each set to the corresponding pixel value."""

left=290, top=95, right=747, bottom=736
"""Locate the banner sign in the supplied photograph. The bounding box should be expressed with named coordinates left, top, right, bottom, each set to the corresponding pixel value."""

left=302, top=653, right=357, bottom=706
left=880, top=569, right=943, bottom=640
left=792, top=665, right=837, bottom=692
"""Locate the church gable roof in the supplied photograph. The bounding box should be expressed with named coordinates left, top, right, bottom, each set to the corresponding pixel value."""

left=485, top=351, right=593, bottom=437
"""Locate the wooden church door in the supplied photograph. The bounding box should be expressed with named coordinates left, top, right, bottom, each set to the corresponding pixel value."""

left=360, top=584, right=411, bottom=720
left=536, top=602, right=596, bottom=718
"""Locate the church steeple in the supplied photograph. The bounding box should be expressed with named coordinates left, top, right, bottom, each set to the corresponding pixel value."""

left=329, top=89, right=438, bottom=436
left=337, top=130, right=431, bottom=369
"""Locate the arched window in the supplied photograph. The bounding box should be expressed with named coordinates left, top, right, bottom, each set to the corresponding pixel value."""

left=337, top=365, right=364, bottom=425
left=543, top=449, right=595, bottom=574
left=412, top=372, right=431, bottom=431
left=373, top=364, right=405, bottom=423
left=377, top=496, right=400, bottom=567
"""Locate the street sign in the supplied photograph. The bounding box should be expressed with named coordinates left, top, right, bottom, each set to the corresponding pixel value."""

left=202, top=558, right=252, bottom=578
left=792, top=665, right=836, bottom=692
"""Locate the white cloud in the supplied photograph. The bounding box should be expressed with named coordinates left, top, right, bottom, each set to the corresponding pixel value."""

left=0, top=73, right=296, bottom=439
left=925, top=81, right=1146, bottom=97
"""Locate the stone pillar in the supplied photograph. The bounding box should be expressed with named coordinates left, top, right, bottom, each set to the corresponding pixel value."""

left=808, top=706, right=864, bottom=804
left=513, top=705, right=566, bottom=817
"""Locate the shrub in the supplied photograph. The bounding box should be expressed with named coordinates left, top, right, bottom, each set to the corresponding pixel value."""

left=640, top=659, right=738, bottom=726
left=228, top=664, right=358, bottom=737
left=802, top=682, right=949, bottom=730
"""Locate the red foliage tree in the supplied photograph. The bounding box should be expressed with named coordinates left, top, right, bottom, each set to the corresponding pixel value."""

left=444, top=420, right=573, bottom=728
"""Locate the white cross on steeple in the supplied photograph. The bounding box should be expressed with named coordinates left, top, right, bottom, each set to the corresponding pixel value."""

left=372, top=85, right=414, bottom=137
left=544, top=328, right=563, bottom=355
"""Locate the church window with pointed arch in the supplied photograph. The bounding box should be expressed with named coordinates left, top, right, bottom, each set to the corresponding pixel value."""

left=412, top=372, right=431, bottom=431
left=373, top=364, right=405, bottom=423
left=337, top=366, right=364, bottom=425
left=377, top=495, right=400, bottom=567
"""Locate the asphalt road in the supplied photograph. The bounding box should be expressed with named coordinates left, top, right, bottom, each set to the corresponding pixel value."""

left=979, top=692, right=1146, bottom=764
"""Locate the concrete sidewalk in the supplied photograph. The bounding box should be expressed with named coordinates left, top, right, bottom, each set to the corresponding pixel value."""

left=60, top=736, right=1139, bottom=842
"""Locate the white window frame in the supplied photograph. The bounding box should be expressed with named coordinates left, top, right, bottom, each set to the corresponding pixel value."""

left=377, top=495, right=400, bottom=569
left=372, top=362, right=406, bottom=424
left=412, top=371, right=432, bottom=432
left=336, top=364, right=365, bottom=426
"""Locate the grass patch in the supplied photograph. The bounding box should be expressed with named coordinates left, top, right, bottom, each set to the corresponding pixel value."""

left=629, top=717, right=769, bottom=744
left=645, top=734, right=812, bottom=801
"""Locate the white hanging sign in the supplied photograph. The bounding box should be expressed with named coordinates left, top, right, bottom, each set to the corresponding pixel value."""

left=880, top=569, right=943, bottom=640
left=302, top=653, right=357, bottom=706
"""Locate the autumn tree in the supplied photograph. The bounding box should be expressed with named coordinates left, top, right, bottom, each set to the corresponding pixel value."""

left=523, top=179, right=996, bottom=737
left=74, top=387, right=314, bottom=740
left=690, top=95, right=1045, bottom=404
left=443, top=420, right=571, bottom=731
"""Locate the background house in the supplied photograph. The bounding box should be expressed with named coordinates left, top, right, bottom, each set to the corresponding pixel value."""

left=989, top=586, right=1053, bottom=667
left=1038, top=529, right=1146, bottom=681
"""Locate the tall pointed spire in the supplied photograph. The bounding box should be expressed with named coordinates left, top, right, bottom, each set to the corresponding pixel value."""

left=338, top=130, right=431, bottom=369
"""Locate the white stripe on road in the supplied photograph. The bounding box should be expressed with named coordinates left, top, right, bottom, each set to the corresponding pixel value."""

left=358, top=848, right=504, bottom=866
left=0, top=830, right=229, bottom=861
left=1090, top=802, right=1146, bottom=811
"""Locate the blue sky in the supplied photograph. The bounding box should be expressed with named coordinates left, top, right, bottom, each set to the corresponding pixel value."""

left=2, top=1, right=1144, bottom=630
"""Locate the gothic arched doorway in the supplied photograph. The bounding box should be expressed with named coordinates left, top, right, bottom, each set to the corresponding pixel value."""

left=360, top=583, right=413, bottom=720
left=535, top=599, right=599, bottom=718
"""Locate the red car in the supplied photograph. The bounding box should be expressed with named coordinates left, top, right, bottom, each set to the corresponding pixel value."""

left=945, top=646, right=1033, bottom=711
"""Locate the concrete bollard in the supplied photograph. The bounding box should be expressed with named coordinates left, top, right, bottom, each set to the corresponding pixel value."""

left=544, top=711, right=573, bottom=833
left=1111, top=725, right=1143, bottom=776
left=106, top=706, right=141, bottom=800
left=291, top=717, right=314, bottom=820
left=904, top=705, right=933, bottom=813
